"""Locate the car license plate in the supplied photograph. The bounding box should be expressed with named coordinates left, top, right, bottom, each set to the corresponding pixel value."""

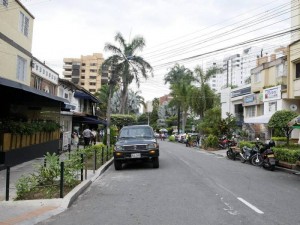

left=267, top=154, right=274, bottom=158
left=131, top=153, right=141, bottom=158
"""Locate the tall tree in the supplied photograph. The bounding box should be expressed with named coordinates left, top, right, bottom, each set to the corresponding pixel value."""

left=164, top=64, right=194, bottom=133
left=104, top=32, right=153, bottom=114
left=192, top=65, right=222, bottom=118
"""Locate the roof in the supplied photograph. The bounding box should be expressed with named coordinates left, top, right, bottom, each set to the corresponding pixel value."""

left=0, top=76, right=69, bottom=103
left=59, top=79, right=100, bottom=103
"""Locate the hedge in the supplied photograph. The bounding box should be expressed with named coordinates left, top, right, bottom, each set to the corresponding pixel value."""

left=272, top=148, right=300, bottom=164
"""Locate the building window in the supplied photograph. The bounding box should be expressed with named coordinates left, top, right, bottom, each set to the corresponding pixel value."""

left=246, top=106, right=255, bottom=117
left=16, top=56, right=27, bottom=81
left=34, top=76, right=42, bottom=90
left=253, top=72, right=261, bottom=83
left=19, top=12, right=29, bottom=37
left=90, top=76, right=97, bottom=79
left=89, top=89, right=96, bottom=92
left=296, top=63, right=300, bottom=79
left=276, top=64, right=284, bottom=77
left=89, top=82, right=96, bottom=86
left=90, top=63, right=97, bottom=66
left=269, top=102, right=277, bottom=113
left=90, top=69, right=97, bottom=73
left=64, top=93, right=69, bottom=99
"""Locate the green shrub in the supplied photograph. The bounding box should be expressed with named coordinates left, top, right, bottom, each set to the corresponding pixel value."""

left=272, top=148, right=300, bottom=164
left=202, top=134, right=218, bottom=148
left=102, top=125, right=118, bottom=146
left=238, top=141, right=255, bottom=149
left=168, top=135, right=175, bottom=142
left=272, top=137, right=286, bottom=141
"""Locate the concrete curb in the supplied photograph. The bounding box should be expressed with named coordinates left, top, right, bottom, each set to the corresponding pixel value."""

left=61, top=158, right=113, bottom=209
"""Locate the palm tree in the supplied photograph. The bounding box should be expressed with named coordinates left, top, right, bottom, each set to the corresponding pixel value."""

left=94, top=84, right=114, bottom=117
left=111, top=89, right=145, bottom=114
left=104, top=32, right=153, bottom=114
left=192, top=65, right=222, bottom=118
left=164, top=64, right=194, bottom=133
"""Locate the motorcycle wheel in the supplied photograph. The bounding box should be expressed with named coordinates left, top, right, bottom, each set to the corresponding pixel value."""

left=270, top=165, right=275, bottom=171
left=227, top=150, right=233, bottom=160
left=251, top=154, right=263, bottom=166
left=240, top=157, right=246, bottom=163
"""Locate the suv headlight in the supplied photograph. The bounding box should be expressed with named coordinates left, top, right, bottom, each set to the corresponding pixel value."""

left=148, top=143, right=158, bottom=149
left=115, top=145, right=124, bottom=151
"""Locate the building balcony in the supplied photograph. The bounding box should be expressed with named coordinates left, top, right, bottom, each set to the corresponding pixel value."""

left=63, top=64, right=72, bottom=69
left=63, top=71, right=72, bottom=76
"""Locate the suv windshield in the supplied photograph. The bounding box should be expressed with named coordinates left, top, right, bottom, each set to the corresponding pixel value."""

left=119, top=127, right=153, bottom=139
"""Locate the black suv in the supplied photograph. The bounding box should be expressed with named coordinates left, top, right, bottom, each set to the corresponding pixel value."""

left=113, top=125, right=159, bottom=170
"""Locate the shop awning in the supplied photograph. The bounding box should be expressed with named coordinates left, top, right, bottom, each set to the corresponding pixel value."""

left=0, top=77, right=69, bottom=103
left=73, top=116, right=107, bottom=125
left=74, top=90, right=99, bottom=103
left=244, top=114, right=272, bottom=124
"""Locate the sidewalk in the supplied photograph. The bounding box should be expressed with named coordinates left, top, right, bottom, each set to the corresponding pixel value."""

left=0, top=145, right=113, bottom=225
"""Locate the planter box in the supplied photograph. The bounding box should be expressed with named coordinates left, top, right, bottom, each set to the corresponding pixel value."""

left=0, top=131, right=59, bottom=152
left=278, top=161, right=297, bottom=170
left=1, top=133, right=12, bottom=152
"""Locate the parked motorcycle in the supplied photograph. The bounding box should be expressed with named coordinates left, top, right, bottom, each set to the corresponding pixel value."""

left=240, top=146, right=258, bottom=164
left=226, top=142, right=239, bottom=160
left=251, top=140, right=276, bottom=170
left=219, top=136, right=237, bottom=149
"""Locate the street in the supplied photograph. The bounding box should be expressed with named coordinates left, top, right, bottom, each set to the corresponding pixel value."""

left=39, top=141, right=300, bottom=225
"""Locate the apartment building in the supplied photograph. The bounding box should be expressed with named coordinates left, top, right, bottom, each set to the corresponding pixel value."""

left=63, top=53, right=105, bottom=94
left=0, top=0, right=34, bottom=86
left=0, top=0, right=67, bottom=166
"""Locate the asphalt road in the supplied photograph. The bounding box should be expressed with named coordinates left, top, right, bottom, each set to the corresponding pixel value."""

left=39, top=140, right=300, bottom=225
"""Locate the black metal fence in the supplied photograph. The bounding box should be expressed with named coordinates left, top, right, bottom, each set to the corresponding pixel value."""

left=2, top=144, right=113, bottom=201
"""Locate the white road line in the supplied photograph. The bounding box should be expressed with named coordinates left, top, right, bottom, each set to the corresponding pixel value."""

left=237, top=197, right=264, bottom=214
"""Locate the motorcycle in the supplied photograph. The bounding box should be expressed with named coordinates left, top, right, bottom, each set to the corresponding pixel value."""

left=219, top=136, right=237, bottom=149
left=240, top=146, right=258, bottom=164
left=226, top=142, right=239, bottom=160
left=251, top=140, right=276, bottom=170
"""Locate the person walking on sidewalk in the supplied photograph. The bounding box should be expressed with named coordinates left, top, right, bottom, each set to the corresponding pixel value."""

left=82, top=126, right=93, bottom=148
left=91, top=129, right=97, bottom=145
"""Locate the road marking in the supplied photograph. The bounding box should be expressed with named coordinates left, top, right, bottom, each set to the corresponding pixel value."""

left=237, top=197, right=264, bottom=214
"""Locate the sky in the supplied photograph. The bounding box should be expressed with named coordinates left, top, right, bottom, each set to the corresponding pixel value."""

left=20, top=0, right=292, bottom=101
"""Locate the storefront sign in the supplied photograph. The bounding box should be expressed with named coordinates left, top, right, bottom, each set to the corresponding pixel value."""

left=263, top=86, right=281, bottom=101
left=244, top=95, right=255, bottom=103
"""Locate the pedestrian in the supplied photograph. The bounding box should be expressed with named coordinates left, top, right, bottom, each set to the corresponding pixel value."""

left=91, top=129, right=97, bottom=145
left=162, top=133, right=165, bottom=141
left=72, top=131, right=79, bottom=146
left=196, top=134, right=200, bottom=147
left=82, top=126, right=93, bottom=148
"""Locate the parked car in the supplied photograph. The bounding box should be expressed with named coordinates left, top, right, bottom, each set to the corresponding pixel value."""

left=175, top=133, right=186, bottom=143
left=113, top=125, right=160, bottom=170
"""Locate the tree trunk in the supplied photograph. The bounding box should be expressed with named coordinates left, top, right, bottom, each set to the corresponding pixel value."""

left=182, top=110, right=188, bottom=133
left=120, top=83, right=128, bottom=114
left=106, top=84, right=114, bottom=147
